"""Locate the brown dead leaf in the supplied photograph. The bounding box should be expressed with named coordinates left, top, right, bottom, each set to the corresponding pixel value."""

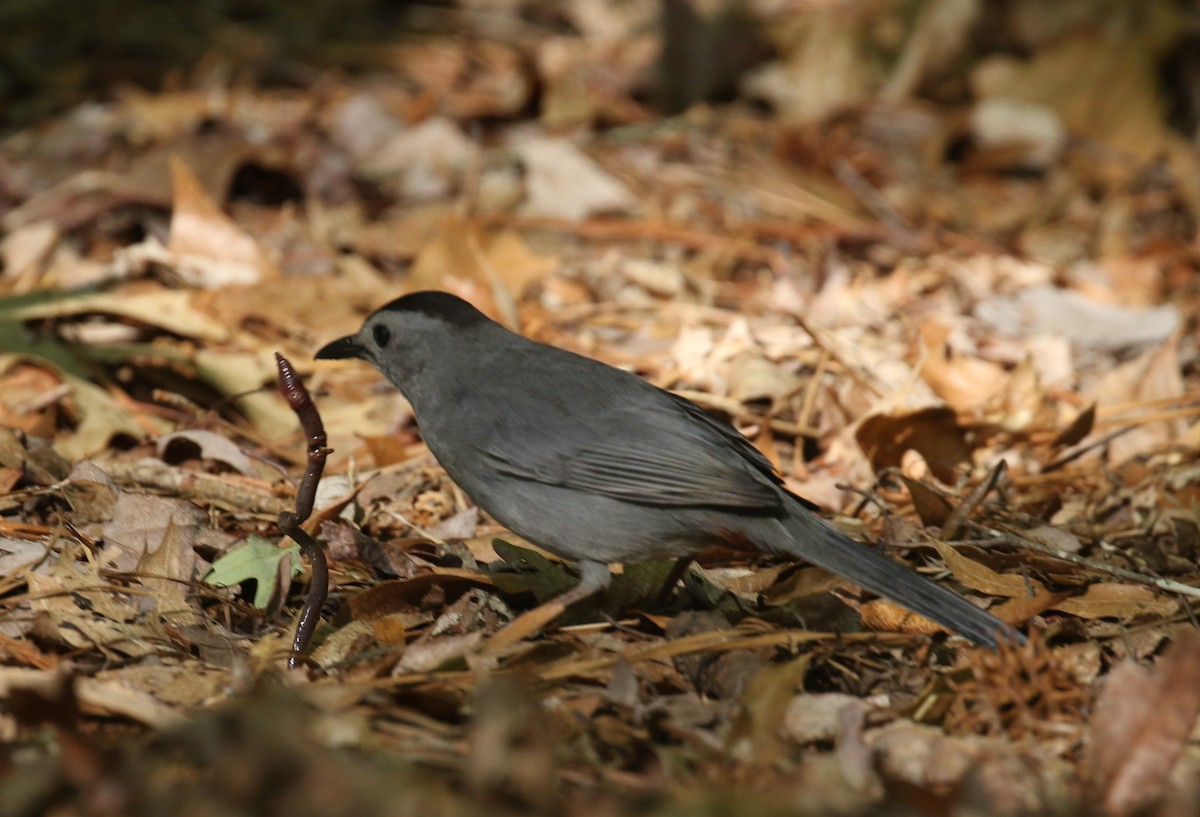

left=742, top=12, right=875, bottom=123
left=0, top=536, right=49, bottom=576
left=899, top=476, right=954, bottom=527
left=192, top=349, right=298, bottom=439
left=97, top=663, right=228, bottom=709
left=0, top=220, right=59, bottom=291
left=1085, top=631, right=1200, bottom=817
left=58, top=374, right=160, bottom=460
left=337, top=202, right=451, bottom=262
left=784, top=692, right=876, bottom=744
left=395, top=630, right=483, bottom=673
left=983, top=355, right=1056, bottom=435
left=135, top=519, right=200, bottom=624
left=11, top=288, right=229, bottom=342
left=917, top=322, right=1008, bottom=412
left=25, top=571, right=159, bottom=659
left=1053, top=403, right=1096, bottom=447
left=929, top=540, right=1032, bottom=600
left=973, top=14, right=1182, bottom=163
left=868, top=721, right=982, bottom=789
left=975, top=285, right=1179, bottom=353
left=165, top=157, right=278, bottom=287
left=859, top=599, right=942, bottom=636
left=357, top=117, right=478, bottom=201
left=409, top=218, right=557, bottom=324
left=312, top=613, right=419, bottom=670
left=759, top=565, right=842, bottom=605
left=988, top=589, right=1066, bottom=626
left=346, top=573, right=493, bottom=622
left=328, top=92, right=405, bottom=162
left=0, top=363, right=65, bottom=437
left=1054, top=582, right=1178, bottom=621
left=0, top=466, right=23, bottom=494
left=727, top=654, right=810, bottom=765
left=101, top=491, right=206, bottom=575
left=0, top=426, right=69, bottom=487
left=1105, top=336, right=1187, bottom=466
left=0, top=668, right=186, bottom=729
left=856, top=406, right=972, bottom=484
left=407, top=219, right=489, bottom=297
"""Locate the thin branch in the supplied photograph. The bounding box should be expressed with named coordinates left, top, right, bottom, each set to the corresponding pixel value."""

left=943, top=460, right=1007, bottom=541
left=972, top=524, right=1200, bottom=599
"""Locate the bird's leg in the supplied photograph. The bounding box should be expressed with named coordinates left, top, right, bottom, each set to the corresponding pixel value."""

left=483, top=560, right=612, bottom=653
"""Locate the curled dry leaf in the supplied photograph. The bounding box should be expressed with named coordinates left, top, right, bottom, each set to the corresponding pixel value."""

left=1085, top=631, right=1200, bottom=817
left=856, top=406, right=972, bottom=485
left=156, top=429, right=255, bottom=475
left=1052, top=403, right=1096, bottom=447
left=859, top=598, right=943, bottom=636
left=165, top=157, right=277, bottom=288
left=917, top=322, right=1008, bottom=412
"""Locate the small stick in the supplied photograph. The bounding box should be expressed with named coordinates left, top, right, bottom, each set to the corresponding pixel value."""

left=971, top=524, right=1200, bottom=599
left=942, top=460, right=1007, bottom=541
left=274, top=353, right=332, bottom=669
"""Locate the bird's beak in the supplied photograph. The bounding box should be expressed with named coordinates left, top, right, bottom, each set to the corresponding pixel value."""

left=315, top=335, right=365, bottom=361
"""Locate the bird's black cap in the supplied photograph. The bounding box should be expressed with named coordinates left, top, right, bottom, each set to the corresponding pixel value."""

left=316, top=292, right=492, bottom=361
left=376, top=291, right=490, bottom=328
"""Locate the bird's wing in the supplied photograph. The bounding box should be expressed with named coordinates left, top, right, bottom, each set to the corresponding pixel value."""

left=483, top=392, right=785, bottom=510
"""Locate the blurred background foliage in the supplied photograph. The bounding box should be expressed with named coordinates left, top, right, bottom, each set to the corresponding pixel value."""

left=0, top=0, right=421, bottom=129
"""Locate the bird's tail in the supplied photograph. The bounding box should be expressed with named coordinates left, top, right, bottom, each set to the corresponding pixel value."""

left=768, top=498, right=1022, bottom=649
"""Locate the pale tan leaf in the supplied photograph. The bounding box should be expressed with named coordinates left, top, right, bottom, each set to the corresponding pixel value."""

left=1054, top=583, right=1178, bottom=620
left=167, top=157, right=277, bottom=287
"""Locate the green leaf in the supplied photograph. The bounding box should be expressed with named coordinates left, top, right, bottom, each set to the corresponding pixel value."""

left=489, top=539, right=576, bottom=601
left=204, top=535, right=303, bottom=609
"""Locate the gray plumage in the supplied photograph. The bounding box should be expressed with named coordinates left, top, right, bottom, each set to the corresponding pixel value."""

left=317, top=291, right=1021, bottom=648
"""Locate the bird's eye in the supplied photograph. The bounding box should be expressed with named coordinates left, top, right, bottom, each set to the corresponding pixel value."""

left=372, top=324, right=392, bottom=348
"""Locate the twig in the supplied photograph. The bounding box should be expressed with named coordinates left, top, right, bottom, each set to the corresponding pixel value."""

left=102, top=460, right=290, bottom=515
left=943, top=460, right=1007, bottom=541
left=972, top=524, right=1200, bottom=599
left=832, top=158, right=917, bottom=249
left=274, top=353, right=332, bottom=669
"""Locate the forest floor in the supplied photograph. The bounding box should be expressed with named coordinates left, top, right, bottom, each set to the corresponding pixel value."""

left=1, top=3, right=1200, bottom=816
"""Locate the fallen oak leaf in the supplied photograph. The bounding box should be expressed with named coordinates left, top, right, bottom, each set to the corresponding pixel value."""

left=204, top=535, right=302, bottom=610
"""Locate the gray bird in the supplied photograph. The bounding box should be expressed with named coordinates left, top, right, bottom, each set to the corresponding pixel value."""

left=317, top=291, right=1020, bottom=648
